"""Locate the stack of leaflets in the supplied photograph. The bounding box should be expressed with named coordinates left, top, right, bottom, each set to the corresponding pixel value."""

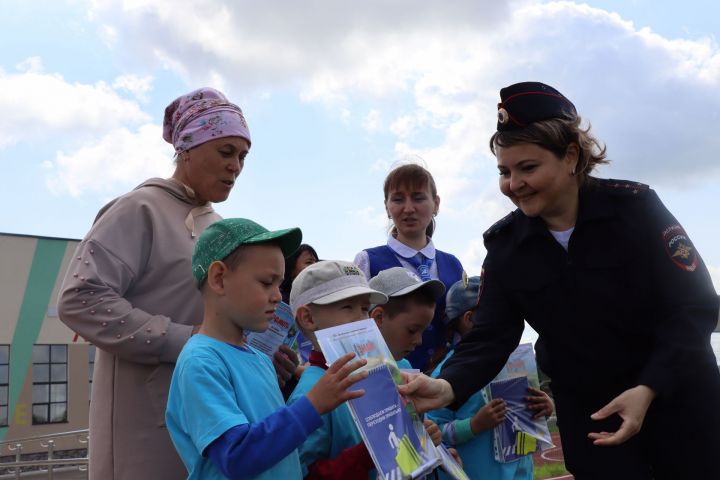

left=396, top=367, right=469, bottom=480
left=487, top=343, right=554, bottom=463
left=245, top=302, right=300, bottom=356
left=317, top=319, right=442, bottom=480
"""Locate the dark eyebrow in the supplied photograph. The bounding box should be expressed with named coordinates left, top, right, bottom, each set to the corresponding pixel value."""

left=499, top=159, right=535, bottom=170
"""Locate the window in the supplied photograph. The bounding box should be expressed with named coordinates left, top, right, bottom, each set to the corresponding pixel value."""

left=32, top=345, right=67, bottom=424
left=88, top=345, right=96, bottom=401
left=0, top=346, right=8, bottom=427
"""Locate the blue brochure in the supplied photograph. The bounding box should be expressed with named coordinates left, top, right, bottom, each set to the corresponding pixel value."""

left=487, top=344, right=554, bottom=462
left=317, top=319, right=440, bottom=479
left=245, top=302, right=299, bottom=356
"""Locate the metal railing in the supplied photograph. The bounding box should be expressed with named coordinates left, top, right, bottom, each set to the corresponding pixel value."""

left=0, top=430, right=88, bottom=479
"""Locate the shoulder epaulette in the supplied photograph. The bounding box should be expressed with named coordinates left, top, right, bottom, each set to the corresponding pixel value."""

left=593, top=178, right=650, bottom=197
left=483, top=211, right=515, bottom=240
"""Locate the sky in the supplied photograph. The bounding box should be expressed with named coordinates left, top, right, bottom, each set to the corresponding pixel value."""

left=2, top=1, right=719, bottom=345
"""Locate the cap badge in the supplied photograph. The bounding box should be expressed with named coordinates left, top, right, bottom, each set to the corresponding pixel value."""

left=497, top=107, right=509, bottom=125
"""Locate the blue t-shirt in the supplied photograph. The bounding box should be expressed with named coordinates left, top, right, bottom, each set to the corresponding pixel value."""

left=396, top=358, right=414, bottom=370
left=427, top=350, right=533, bottom=480
left=287, top=365, right=363, bottom=477
left=166, top=334, right=304, bottom=480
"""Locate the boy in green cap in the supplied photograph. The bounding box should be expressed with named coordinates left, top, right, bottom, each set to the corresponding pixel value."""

left=166, top=218, right=368, bottom=480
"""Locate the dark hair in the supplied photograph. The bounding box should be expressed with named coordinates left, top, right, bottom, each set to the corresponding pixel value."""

left=197, top=244, right=248, bottom=291
left=425, top=315, right=458, bottom=374
left=280, top=244, right=319, bottom=299
left=381, top=287, right=437, bottom=318
left=489, top=116, right=608, bottom=185
left=383, top=164, right=439, bottom=237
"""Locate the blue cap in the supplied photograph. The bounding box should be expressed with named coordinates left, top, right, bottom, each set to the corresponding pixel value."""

left=445, top=275, right=481, bottom=322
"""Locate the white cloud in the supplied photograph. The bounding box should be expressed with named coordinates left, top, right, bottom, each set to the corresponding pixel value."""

left=45, top=124, right=174, bottom=197
left=389, top=115, right=414, bottom=139
left=349, top=206, right=389, bottom=231
left=112, top=74, right=153, bottom=102
left=460, top=238, right=487, bottom=277
left=73, top=0, right=720, bottom=258
left=87, top=1, right=720, bottom=197
left=0, top=59, right=149, bottom=148
left=16, top=56, right=43, bottom=74
left=362, top=109, right=382, bottom=133
left=87, top=0, right=511, bottom=89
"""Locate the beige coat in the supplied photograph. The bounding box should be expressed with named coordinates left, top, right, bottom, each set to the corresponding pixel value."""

left=58, top=178, right=221, bottom=480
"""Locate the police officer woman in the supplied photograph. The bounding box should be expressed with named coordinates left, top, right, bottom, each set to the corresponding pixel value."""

left=399, top=82, right=720, bottom=479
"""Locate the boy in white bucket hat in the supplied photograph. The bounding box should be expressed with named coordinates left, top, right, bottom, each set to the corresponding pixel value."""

left=287, top=261, right=387, bottom=478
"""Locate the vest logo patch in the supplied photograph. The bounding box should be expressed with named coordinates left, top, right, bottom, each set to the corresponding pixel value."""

left=662, top=224, right=698, bottom=272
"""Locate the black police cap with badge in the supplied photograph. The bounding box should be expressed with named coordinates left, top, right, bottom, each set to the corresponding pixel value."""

left=496, top=81, right=577, bottom=131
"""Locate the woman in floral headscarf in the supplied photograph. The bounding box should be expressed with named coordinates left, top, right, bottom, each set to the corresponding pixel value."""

left=58, top=88, right=257, bottom=480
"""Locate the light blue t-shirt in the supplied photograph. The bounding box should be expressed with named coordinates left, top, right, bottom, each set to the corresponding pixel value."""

left=166, top=334, right=303, bottom=480
left=397, top=358, right=414, bottom=370
left=287, top=365, right=363, bottom=477
left=427, top=350, right=533, bottom=480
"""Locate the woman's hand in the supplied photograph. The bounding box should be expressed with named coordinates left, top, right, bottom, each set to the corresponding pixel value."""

left=588, top=385, right=656, bottom=446
left=397, top=373, right=455, bottom=413
left=470, top=398, right=506, bottom=434
left=526, top=387, right=554, bottom=419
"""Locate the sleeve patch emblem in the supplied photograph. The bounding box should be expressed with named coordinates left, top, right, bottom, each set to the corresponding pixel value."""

left=662, top=224, right=698, bottom=272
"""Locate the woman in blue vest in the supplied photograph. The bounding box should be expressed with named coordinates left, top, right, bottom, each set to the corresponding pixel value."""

left=354, top=163, right=464, bottom=371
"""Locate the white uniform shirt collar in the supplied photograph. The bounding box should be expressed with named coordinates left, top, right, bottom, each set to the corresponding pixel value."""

left=387, top=235, right=436, bottom=259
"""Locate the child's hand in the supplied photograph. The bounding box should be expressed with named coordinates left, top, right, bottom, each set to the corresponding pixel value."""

left=470, top=398, right=506, bottom=434
left=273, top=345, right=300, bottom=388
left=294, top=362, right=309, bottom=379
left=448, top=447, right=463, bottom=468
left=526, top=387, right=554, bottom=419
left=423, top=418, right=442, bottom=446
left=306, top=352, right=368, bottom=415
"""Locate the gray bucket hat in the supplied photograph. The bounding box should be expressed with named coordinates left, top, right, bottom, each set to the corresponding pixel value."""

left=368, top=267, right=445, bottom=311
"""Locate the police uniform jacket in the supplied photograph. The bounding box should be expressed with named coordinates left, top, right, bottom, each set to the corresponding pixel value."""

left=441, top=178, right=719, bottom=410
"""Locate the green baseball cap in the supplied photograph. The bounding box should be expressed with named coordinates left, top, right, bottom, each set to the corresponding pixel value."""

left=192, top=218, right=302, bottom=284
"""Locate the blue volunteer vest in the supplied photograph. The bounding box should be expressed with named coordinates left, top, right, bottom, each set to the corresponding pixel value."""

left=365, top=245, right=463, bottom=371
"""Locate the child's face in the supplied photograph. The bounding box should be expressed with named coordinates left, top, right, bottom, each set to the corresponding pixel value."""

left=309, top=294, right=371, bottom=331
left=220, top=244, right=284, bottom=333
left=377, top=301, right=435, bottom=361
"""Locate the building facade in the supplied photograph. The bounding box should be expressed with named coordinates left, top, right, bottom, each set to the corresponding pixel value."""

left=1, top=233, right=92, bottom=452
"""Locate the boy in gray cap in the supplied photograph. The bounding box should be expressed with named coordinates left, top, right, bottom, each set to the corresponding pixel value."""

left=287, top=260, right=388, bottom=478
left=166, top=219, right=368, bottom=480
left=368, top=267, right=445, bottom=370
